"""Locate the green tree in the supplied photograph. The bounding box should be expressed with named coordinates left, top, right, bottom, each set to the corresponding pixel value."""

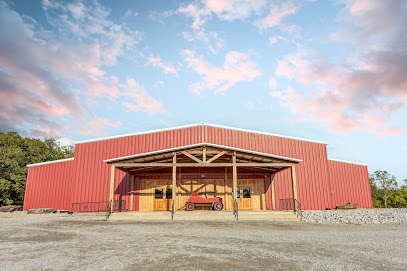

left=369, top=170, right=398, bottom=208
left=369, top=175, right=383, bottom=208
left=0, top=131, right=74, bottom=206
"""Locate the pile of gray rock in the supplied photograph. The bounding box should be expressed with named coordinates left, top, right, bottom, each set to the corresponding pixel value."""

left=27, top=208, right=57, bottom=214
left=0, top=205, right=22, bottom=212
left=302, top=208, right=407, bottom=224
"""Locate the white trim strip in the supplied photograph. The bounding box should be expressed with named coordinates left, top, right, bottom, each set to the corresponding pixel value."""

left=74, top=123, right=201, bottom=144
left=204, top=123, right=328, bottom=145
left=74, top=123, right=328, bottom=145
left=328, top=158, right=368, bottom=166
left=103, top=142, right=302, bottom=163
left=27, top=158, right=74, bottom=168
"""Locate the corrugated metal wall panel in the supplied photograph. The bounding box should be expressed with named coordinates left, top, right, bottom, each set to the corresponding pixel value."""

left=204, top=126, right=331, bottom=210
left=23, top=160, right=74, bottom=210
left=71, top=127, right=204, bottom=211
left=328, top=160, right=372, bottom=208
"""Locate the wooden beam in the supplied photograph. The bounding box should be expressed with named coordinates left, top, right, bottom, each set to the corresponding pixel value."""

left=202, top=147, right=206, bottom=163
left=109, top=165, right=116, bottom=213
left=186, top=150, right=222, bottom=154
left=181, top=151, right=203, bottom=164
left=113, top=162, right=295, bottom=168
left=232, top=152, right=237, bottom=202
left=271, top=174, right=275, bottom=210
left=135, top=172, right=270, bottom=176
left=205, top=151, right=227, bottom=164
left=172, top=153, right=177, bottom=213
left=130, top=174, right=134, bottom=211
left=291, top=165, right=298, bottom=211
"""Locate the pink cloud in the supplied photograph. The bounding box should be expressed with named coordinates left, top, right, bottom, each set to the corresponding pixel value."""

left=31, top=126, right=66, bottom=138
left=269, top=77, right=277, bottom=89
left=202, top=0, right=266, bottom=20
left=80, top=117, right=122, bottom=137
left=147, top=54, right=178, bottom=76
left=181, top=49, right=261, bottom=95
left=270, top=85, right=401, bottom=135
left=0, top=1, right=146, bottom=138
left=258, top=1, right=299, bottom=29
left=177, top=3, right=211, bottom=32
left=270, top=0, right=407, bottom=137
left=121, top=79, right=166, bottom=114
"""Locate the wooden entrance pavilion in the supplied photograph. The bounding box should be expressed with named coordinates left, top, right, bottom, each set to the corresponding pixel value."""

left=104, top=143, right=301, bottom=217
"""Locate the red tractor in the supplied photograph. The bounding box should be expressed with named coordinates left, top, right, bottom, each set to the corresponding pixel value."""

left=185, top=192, right=223, bottom=211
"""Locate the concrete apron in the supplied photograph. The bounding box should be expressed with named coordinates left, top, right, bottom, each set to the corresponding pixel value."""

left=108, top=210, right=302, bottom=222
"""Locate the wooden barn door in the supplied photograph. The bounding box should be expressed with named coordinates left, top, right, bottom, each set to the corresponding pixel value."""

left=153, top=186, right=172, bottom=211
left=236, top=186, right=253, bottom=210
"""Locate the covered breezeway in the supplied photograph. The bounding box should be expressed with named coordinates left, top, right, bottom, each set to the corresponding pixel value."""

left=104, top=143, right=301, bottom=219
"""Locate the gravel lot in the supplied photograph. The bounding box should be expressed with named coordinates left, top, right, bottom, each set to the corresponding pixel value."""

left=0, top=215, right=406, bottom=270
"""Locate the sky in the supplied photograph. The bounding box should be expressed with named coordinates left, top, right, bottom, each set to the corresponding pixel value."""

left=0, top=0, right=406, bottom=181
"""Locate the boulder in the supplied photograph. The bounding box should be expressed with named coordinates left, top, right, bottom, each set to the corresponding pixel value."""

left=27, top=208, right=57, bottom=214
left=0, top=205, right=23, bottom=212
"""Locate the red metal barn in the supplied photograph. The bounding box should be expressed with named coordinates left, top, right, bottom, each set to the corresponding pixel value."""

left=23, top=123, right=373, bottom=212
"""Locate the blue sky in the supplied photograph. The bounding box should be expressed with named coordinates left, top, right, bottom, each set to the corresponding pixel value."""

left=0, top=0, right=406, bottom=182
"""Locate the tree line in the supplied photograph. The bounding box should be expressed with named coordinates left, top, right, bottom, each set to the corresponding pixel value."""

left=369, top=170, right=407, bottom=208
left=0, top=131, right=74, bottom=206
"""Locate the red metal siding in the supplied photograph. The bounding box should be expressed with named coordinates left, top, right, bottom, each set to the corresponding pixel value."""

left=328, top=160, right=372, bottom=209
left=72, top=125, right=336, bottom=210
left=23, top=160, right=74, bottom=210
left=204, top=127, right=332, bottom=210
left=71, top=126, right=204, bottom=211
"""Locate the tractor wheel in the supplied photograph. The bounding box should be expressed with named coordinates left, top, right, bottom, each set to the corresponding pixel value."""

left=213, top=201, right=223, bottom=211
left=186, top=202, right=195, bottom=211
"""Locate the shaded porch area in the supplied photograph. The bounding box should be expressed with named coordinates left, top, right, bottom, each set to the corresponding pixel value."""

left=104, top=143, right=302, bottom=220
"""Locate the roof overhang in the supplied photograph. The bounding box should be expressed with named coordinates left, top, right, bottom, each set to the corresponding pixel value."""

left=27, top=158, right=74, bottom=168
left=104, top=142, right=301, bottom=174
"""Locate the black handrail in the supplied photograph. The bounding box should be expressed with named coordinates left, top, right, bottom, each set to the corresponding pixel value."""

left=295, top=199, right=303, bottom=220
left=171, top=200, right=175, bottom=221
left=233, top=199, right=238, bottom=220
left=106, top=200, right=112, bottom=221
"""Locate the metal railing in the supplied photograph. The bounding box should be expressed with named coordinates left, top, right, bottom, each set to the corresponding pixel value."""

left=72, top=200, right=126, bottom=213
left=295, top=199, right=303, bottom=219
left=106, top=200, right=112, bottom=221
left=233, top=199, right=238, bottom=220
left=280, top=198, right=303, bottom=220
left=280, top=198, right=294, bottom=210
left=171, top=200, right=175, bottom=221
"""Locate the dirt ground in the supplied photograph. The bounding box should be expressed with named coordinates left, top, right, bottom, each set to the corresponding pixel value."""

left=0, top=215, right=406, bottom=270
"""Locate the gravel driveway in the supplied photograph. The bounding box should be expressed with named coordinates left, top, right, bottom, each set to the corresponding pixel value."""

left=0, top=215, right=406, bottom=270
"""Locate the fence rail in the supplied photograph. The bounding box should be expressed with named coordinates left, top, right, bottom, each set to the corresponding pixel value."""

left=280, top=198, right=303, bottom=220
left=280, top=198, right=294, bottom=211
left=71, top=200, right=127, bottom=213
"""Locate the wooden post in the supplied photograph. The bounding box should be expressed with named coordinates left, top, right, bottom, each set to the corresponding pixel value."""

left=109, top=164, right=116, bottom=213
left=172, top=153, right=177, bottom=212
left=232, top=152, right=237, bottom=202
left=203, top=146, right=206, bottom=163
left=224, top=167, right=227, bottom=210
left=271, top=174, right=275, bottom=210
left=130, top=174, right=135, bottom=211
left=177, top=167, right=181, bottom=210
left=291, top=165, right=298, bottom=211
